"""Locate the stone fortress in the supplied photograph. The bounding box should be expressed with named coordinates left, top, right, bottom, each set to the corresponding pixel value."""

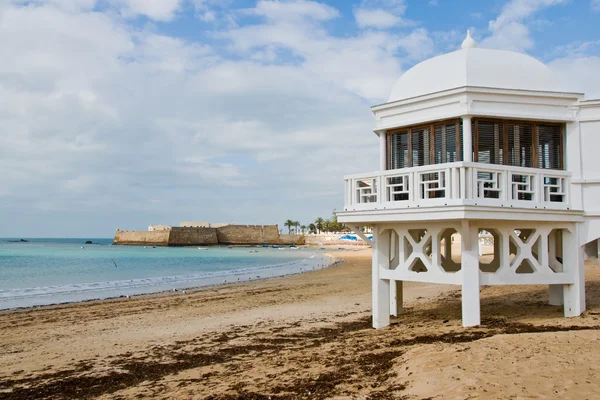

left=113, top=222, right=304, bottom=246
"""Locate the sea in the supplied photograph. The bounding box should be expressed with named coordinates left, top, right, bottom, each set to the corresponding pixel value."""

left=0, top=238, right=332, bottom=310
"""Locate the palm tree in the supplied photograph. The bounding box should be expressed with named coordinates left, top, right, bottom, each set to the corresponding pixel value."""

left=323, top=219, right=331, bottom=233
left=315, top=217, right=324, bottom=234
left=300, top=225, right=307, bottom=234
left=294, top=221, right=300, bottom=234
left=284, top=219, right=294, bottom=234
left=309, top=223, right=316, bottom=233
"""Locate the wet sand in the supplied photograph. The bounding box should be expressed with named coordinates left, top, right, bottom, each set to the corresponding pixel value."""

left=1, top=249, right=600, bottom=399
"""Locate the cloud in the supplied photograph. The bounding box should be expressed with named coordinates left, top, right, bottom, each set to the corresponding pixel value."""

left=354, top=9, right=400, bottom=28
left=0, top=0, right=392, bottom=236
left=247, top=0, right=339, bottom=22
left=549, top=56, right=600, bottom=99
left=593, top=0, right=600, bottom=11
left=481, top=0, right=568, bottom=52
left=353, top=0, right=413, bottom=29
left=109, top=0, right=183, bottom=21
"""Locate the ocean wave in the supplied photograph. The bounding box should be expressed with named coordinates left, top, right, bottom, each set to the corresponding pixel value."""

left=0, top=254, right=331, bottom=304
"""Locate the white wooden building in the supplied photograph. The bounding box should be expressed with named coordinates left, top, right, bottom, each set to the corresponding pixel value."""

left=337, top=32, right=600, bottom=328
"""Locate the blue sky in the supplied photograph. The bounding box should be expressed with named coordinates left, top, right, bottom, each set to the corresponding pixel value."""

left=0, top=0, right=599, bottom=237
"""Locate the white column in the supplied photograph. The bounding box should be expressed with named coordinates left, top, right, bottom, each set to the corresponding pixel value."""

left=379, top=131, right=387, bottom=171
left=548, top=230, right=564, bottom=305
left=461, top=222, right=480, bottom=327
left=462, top=116, right=472, bottom=162
left=563, top=225, right=585, bottom=317
left=390, top=281, right=403, bottom=317
left=372, top=227, right=390, bottom=328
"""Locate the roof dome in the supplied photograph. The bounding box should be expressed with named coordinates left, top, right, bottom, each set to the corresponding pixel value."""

left=388, top=32, right=562, bottom=103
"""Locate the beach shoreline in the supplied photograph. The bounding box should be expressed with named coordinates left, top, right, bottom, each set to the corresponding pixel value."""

left=0, top=246, right=343, bottom=312
left=2, top=249, right=600, bottom=399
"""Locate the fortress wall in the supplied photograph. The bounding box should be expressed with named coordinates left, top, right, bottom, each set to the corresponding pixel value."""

left=216, top=225, right=280, bottom=245
left=168, top=227, right=218, bottom=246
left=278, top=234, right=306, bottom=245
left=113, top=230, right=170, bottom=246
left=113, top=225, right=305, bottom=246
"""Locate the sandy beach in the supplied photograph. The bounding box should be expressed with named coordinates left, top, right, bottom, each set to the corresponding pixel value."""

left=2, top=248, right=600, bottom=399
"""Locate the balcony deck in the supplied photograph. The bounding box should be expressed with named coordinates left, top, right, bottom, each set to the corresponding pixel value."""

left=339, top=162, right=582, bottom=223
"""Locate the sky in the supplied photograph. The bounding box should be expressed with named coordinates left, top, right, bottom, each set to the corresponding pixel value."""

left=0, top=0, right=599, bottom=237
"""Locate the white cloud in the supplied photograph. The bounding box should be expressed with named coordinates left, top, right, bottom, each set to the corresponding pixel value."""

left=0, top=0, right=393, bottom=235
left=592, top=0, right=600, bottom=11
left=110, top=0, right=183, bottom=21
left=6, top=0, right=97, bottom=12
left=354, top=9, right=400, bottom=28
left=481, top=0, right=568, bottom=52
left=353, top=0, right=413, bottom=29
left=549, top=56, right=600, bottom=99
left=248, top=0, right=339, bottom=22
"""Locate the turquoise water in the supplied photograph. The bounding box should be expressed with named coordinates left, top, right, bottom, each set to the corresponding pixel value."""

left=0, top=239, right=331, bottom=309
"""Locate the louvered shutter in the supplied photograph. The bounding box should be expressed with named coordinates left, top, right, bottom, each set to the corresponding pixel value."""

left=537, top=125, right=562, bottom=170
left=476, top=121, right=504, bottom=165
left=411, top=127, right=430, bottom=167
left=507, top=123, right=533, bottom=168
left=433, top=122, right=460, bottom=164
left=387, top=131, right=409, bottom=170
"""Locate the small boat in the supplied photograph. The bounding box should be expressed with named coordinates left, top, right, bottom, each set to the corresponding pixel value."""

left=248, top=250, right=259, bottom=253
left=197, top=247, right=209, bottom=250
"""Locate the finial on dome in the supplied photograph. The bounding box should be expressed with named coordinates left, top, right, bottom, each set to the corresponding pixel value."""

left=461, top=30, right=476, bottom=49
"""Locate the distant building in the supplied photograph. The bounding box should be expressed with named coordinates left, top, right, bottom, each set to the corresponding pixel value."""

left=148, top=225, right=172, bottom=231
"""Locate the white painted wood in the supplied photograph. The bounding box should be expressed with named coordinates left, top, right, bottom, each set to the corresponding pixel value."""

left=390, top=280, right=403, bottom=316
left=372, top=229, right=390, bottom=328
left=379, top=132, right=387, bottom=171
left=563, top=226, right=585, bottom=317
left=549, top=285, right=564, bottom=306
left=461, top=223, right=481, bottom=327
left=462, top=116, right=472, bottom=162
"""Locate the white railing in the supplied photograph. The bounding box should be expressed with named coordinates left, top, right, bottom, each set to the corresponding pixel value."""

left=343, top=162, right=571, bottom=211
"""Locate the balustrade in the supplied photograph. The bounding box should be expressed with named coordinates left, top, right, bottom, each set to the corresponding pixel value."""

left=344, top=162, right=571, bottom=211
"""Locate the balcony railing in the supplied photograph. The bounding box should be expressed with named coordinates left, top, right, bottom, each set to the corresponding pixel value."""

left=343, top=162, right=571, bottom=211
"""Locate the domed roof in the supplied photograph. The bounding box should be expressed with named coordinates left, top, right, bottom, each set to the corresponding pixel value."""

left=388, top=32, right=562, bottom=103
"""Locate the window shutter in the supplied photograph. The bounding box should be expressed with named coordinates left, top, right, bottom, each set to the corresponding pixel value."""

left=537, top=125, right=562, bottom=170
left=476, top=121, right=504, bottom=165
left=387, top=131, right=409, bottom=170
left=508, top=123, right=533, bottom=168
left=433, top=122, right=460, bottom=163
left=411, top=127, right=430, bottom=167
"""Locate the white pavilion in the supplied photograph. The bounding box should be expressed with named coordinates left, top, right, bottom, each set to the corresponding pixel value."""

left=337, top=32, right=600, bottom=328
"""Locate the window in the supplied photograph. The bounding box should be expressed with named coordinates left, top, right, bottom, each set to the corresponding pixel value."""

left=387, top=118, right=563, bottom=171
left=387, top=119, right=461, bottom=170
left=473, top=119, right=563, bottom=170
left=475, top=121, right=504, bottom=165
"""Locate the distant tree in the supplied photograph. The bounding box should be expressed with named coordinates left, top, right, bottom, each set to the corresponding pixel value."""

left=314, top=218, right=324, bottom=234
left=294, top=221, right=300, bottom=234
left=323, top=219, right=331, bottom=233
left=284, top=219, right=294, bottom=234
left=300, top=225, right=307, bottom=234
left=309, top=223, right=316, bottom=233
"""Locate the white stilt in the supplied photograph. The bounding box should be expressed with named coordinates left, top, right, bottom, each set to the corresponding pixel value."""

left=461, top=223, right=481, bottom=327
left=563, top=227, right=585, bottom=317
left=372, top=228, right=390, bottom=328
left=549, top=285, right=564, bottom=306
left=548, top=231, right=564, bottom=305
left=390, top=280, right=403, bottom=316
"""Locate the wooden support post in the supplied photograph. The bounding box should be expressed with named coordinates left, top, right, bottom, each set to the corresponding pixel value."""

left=390, top=280, right=403, bottom=317
left=372, top=228, right=390, bottom=328
left=563, top=226, right=585, bottom=317
left=461, top=222, right=481, bottom=327
left=548, top=230, right=564, bottom=305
